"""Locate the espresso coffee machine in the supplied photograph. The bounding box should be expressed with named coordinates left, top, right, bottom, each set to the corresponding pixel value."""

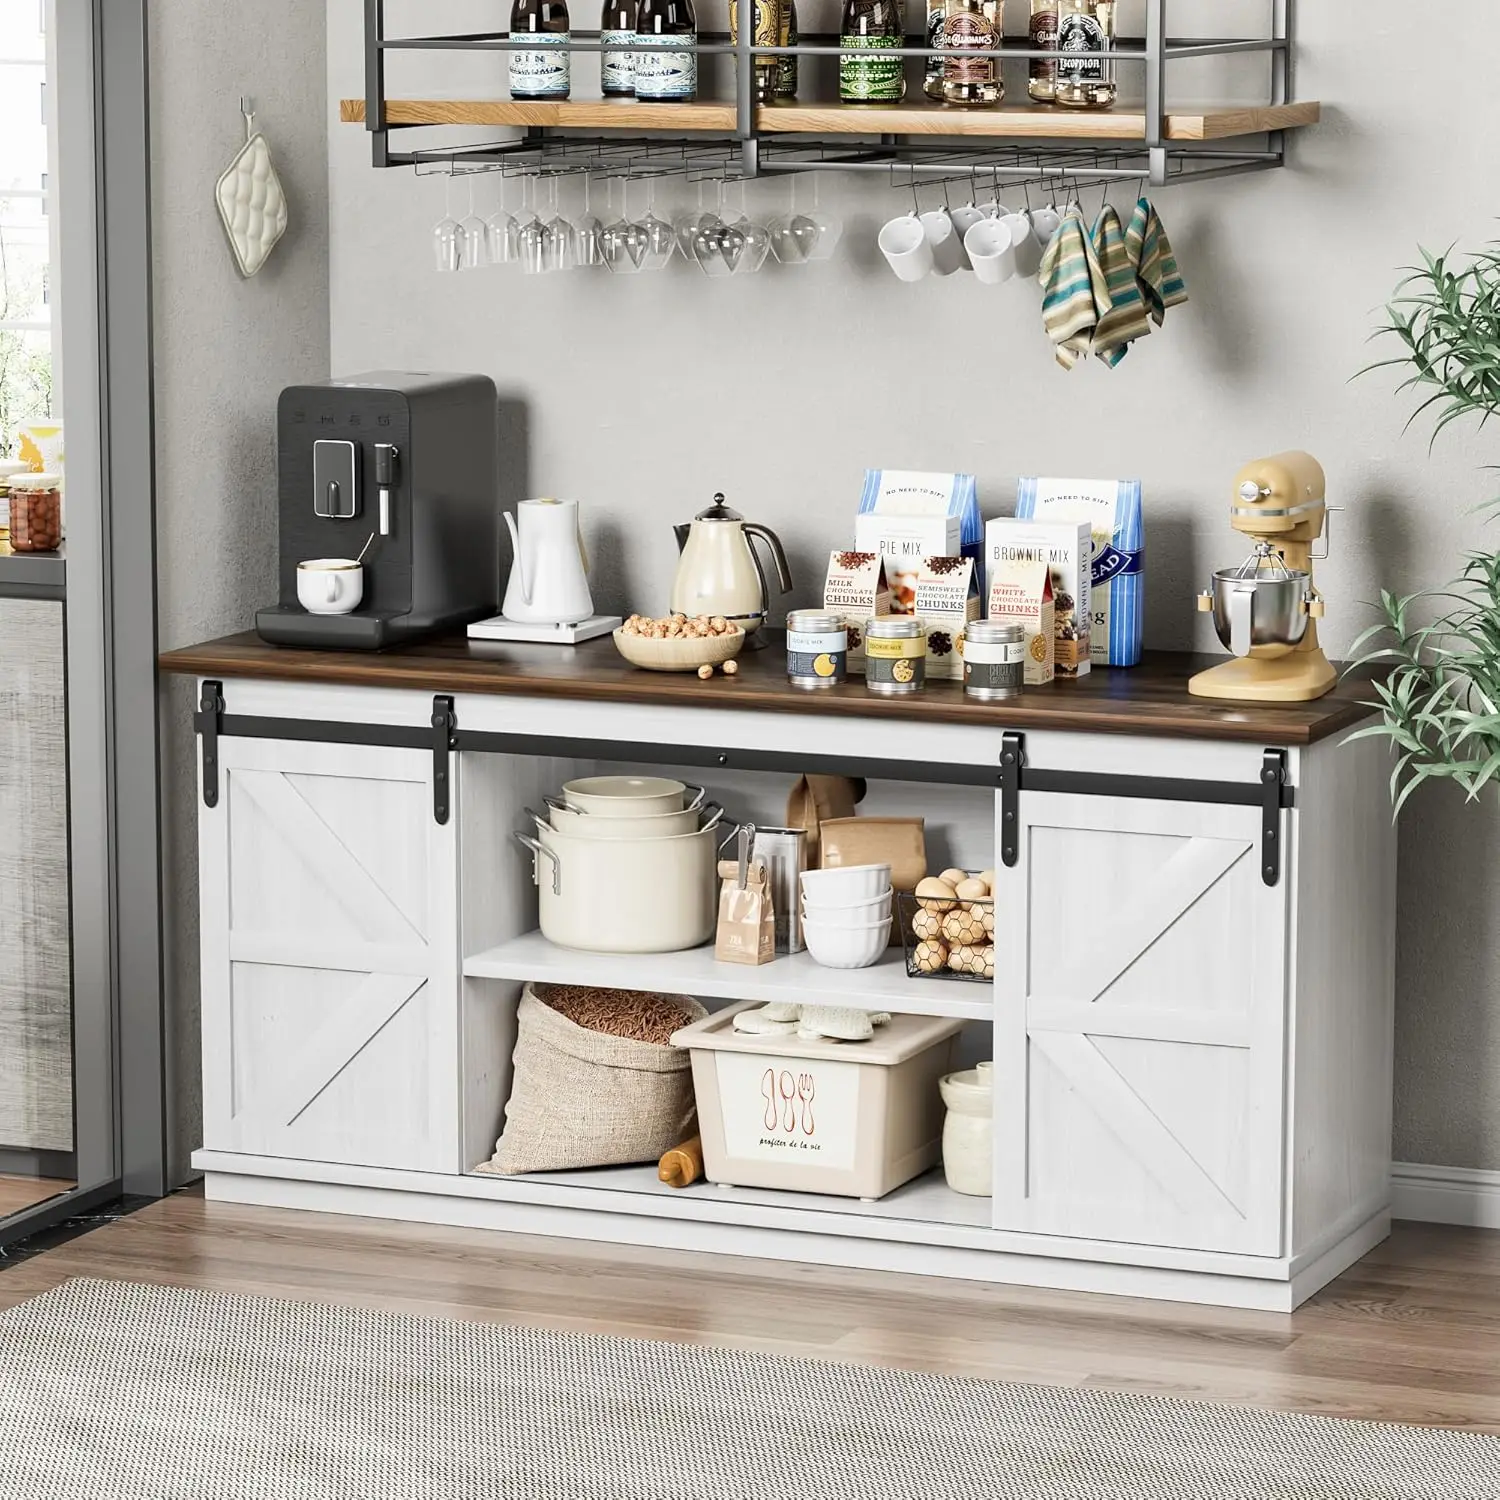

left=255, top=371, right=499, bottom=649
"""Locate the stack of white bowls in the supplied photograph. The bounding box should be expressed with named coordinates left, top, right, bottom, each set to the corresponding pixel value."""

left=798, top=863, right=893, bottom=970
left=516, top=776, right=724, bottom=953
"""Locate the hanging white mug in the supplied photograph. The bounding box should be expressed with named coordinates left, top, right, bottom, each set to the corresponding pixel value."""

left=878, top=214, right=934, bottom=282
left=919, top=209, right=967, bottom=276
left=1000, top=212, right=1043, bottom=278
left=950, top=202, right=988, bottom=241
left=1031, top=205, right=1063, bottom=244
left=964, top=219, right=1016, bottom=285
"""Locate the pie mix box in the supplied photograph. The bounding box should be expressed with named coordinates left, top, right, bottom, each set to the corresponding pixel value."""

left=985, top=517, right=1092, bottom=679
left=985, top=555, right=1055, bottom=686
left=855, top=470, right=982, bottom=614
left=1016, top=477, right=1144, bottom=667
left=822, top=550, right=892, bottom=675
left=911, top=556, right=981, bottom=681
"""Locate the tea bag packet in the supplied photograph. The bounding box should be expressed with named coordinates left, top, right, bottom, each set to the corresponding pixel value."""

left=715, top=857, right=776, bottom=966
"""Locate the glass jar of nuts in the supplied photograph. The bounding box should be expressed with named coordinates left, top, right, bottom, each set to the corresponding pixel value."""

left=8, top=473, right=62, bottom=552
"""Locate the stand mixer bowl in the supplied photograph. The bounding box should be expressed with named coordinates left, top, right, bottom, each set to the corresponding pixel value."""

left=1207, top=568, right=1312, bottom=659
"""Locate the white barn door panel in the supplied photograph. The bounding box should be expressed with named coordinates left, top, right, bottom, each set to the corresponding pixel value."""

left=994, top=793, right=1288, bottom=1256
left=200, top=738, right=459, bottom=1173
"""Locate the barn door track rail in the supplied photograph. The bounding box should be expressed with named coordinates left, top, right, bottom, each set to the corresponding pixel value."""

left=195, top=685, right=1294, bottom=883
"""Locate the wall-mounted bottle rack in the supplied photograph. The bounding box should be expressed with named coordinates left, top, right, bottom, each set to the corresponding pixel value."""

left=349, top=0, right=1316, bottom=186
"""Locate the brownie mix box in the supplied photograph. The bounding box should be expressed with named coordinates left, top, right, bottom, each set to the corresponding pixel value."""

left=985, top=517, right=1091, bottom=678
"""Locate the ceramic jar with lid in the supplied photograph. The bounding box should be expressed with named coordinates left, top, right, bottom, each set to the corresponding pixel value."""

left=8, top=473, right=62, bottom=552
left=938, top=1060, right=992, bottom=1196
left=864, top=616, right=926, bottom=695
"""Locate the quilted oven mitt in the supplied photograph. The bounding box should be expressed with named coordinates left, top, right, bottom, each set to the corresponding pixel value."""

left=215, top=119, right=288, bottom=278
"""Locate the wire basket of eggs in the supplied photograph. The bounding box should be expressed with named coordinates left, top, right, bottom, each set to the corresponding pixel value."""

left=898, top=868, right=996, bottom=983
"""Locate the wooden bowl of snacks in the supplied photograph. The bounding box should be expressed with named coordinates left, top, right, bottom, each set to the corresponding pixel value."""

left=614, top=615, right=746, bottom=673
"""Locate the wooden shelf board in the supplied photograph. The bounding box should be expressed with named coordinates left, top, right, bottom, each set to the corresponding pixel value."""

left=463, top=929, right=995, bottom=1022
left=342, top=96, right=1318, bottom=141
left=341, top=95, right=738, bottom=131
left=470, top=1161, right=997, bottom=1231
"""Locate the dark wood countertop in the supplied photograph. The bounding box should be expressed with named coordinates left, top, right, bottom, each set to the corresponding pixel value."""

left=157, top=631, right=1379, bottom=747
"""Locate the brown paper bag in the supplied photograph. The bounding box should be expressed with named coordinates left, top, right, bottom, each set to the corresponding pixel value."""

left=715, top=858, right=776, bottom=965
left=785, top=774, right=865, bottom=865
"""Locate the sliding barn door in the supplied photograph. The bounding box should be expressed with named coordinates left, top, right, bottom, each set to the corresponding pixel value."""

left=993, top=793, right=1288, bottom=1256
left=199, top=737, right=459, bottom=1173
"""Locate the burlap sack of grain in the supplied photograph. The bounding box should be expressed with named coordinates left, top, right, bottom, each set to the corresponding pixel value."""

left=477, top=985, right=706, bottom=1175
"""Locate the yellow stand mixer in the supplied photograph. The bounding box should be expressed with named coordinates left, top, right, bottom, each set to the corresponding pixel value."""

left=1190, top=451, right=1337, bottom=703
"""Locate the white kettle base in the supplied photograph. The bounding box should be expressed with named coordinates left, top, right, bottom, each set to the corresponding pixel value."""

left=467, top=613, right=622, bottom=645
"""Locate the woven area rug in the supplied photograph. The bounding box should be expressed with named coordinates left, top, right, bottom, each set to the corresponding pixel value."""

left=2, top=1280, right=1498, bottom=1499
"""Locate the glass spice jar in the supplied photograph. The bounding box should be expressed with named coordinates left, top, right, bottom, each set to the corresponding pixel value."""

left=864, top=616, right=927, bottom=695
left=8, top=473, right=63, bottom=552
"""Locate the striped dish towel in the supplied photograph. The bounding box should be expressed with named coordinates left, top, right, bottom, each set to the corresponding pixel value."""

left=1126, top=196, right=1189, bottom=326
left=1039, top=206, right=1111, bottom=370
left=1091, top=203, right=1152, bottom=367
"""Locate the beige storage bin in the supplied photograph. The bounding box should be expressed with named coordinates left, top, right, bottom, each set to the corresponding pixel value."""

left=670, top=1002, right=963, bottom=1200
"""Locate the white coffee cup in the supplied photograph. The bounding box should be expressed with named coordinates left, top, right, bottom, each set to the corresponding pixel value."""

left=964, top=218, right=1016, bottom=285
left=1031, top=205, right=1063, bottom=244
left=297, top=558, right=364, bottom=615
left=949, top=202, right=988, bottom=241
left=878, top=214, right=934, bottom=282
left=1000, top=212, right=1043, bottom=278
left=919, top=209, right=967, bottom=276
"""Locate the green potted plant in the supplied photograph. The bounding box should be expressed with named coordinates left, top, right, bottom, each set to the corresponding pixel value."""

left=1352, top=239, right=1500, bottom=812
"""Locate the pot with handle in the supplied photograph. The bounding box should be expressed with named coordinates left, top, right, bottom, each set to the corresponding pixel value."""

left=515, top=820, right=718, bottom=952
left=542, top=797, right=723, bottom=840
left=560, top=776, right=703, bottom=816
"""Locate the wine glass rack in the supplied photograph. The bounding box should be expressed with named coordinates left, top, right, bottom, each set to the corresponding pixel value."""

left=353, top=0, right=1314, bottom=186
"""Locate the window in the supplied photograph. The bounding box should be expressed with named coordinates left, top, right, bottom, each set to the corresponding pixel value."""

left=0, top=3, right=53, bottom=457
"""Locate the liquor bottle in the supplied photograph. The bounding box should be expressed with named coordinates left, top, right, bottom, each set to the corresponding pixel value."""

left=1054, top=0, right=1115, bottom=108
left=636, top=0, right=698, bottom=100
left=924, top=0, right=945, bottom=102
left=940, top=0, right=1002, bottom=105
left=601, top=0, right=638, bottom=96
left=509, top=0, right=571, bottom=99
left=776, top=0, right=799, bottom=100
left=730, top=0, right=782, bottom=104
left=839, top=0, right=905, bottom=103
left=1027, top=0, right=1057, bottom=103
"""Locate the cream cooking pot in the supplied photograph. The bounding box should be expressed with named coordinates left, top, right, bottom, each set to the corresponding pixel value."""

left=515, top=820, right=718, bottom=953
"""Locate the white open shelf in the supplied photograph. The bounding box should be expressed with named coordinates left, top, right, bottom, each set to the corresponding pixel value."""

left=470, top=1162, right=994, bottom=1232
left=462, top=930, right=995, bottom=1022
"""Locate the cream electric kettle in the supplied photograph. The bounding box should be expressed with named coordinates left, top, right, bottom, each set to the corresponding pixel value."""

left=502, top=498, right=595, bottom=626
left=671, top=494, right=793, bottom=639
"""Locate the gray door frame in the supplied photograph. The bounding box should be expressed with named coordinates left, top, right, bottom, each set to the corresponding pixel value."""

left=1, top=0, right=167, bottom=1244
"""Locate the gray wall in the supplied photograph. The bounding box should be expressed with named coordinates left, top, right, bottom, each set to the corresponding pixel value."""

left=150, top=1, right=330, bottom=1180
left=324, top=0, right=1500, bottom=1171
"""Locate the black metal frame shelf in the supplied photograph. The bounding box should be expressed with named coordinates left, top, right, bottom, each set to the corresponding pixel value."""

left=361, top=0, right=1300, bottom=184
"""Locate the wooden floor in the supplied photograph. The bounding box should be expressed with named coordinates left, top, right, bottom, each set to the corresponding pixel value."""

left=0, top=1174, right=73, bottom=1218
left=2, top=1191, right=1499, bottom=1433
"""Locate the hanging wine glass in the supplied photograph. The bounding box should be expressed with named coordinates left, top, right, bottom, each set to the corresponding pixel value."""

left=768, top=179, right=807, bottom=266
left=604, top=176, right=646, bottom=275
left=542, top=176, right=576, bottom=272
left=457, top=174, right=489, bottom=269
left=486, top=172, right=520, bottom=265
left=516, top=177, right=548, bottom=276
left=575, top=174, right=604, bottom=268
left=802, top=171, right=843, bottom=262
left=723, top=179, right=770, bottom=275
left=694, top=176, right=732, bottom=278
left=675, top=178, right=710, bottom=266
left=638, top=176, right=676, bottom=272
left=432, top=170, right=461, bottom=273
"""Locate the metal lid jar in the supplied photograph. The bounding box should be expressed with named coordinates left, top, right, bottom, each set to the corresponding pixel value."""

left=8, top=472, right=62, bottom=553
left=963, top=620, right=1026, bottom=701
left=785, top=609, right=848, bottom=690
left=864, top=615, right=926, bottom=695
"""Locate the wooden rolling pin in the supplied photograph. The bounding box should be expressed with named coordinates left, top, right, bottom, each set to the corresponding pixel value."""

left=658, top=1135, right=703, bottom=1189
